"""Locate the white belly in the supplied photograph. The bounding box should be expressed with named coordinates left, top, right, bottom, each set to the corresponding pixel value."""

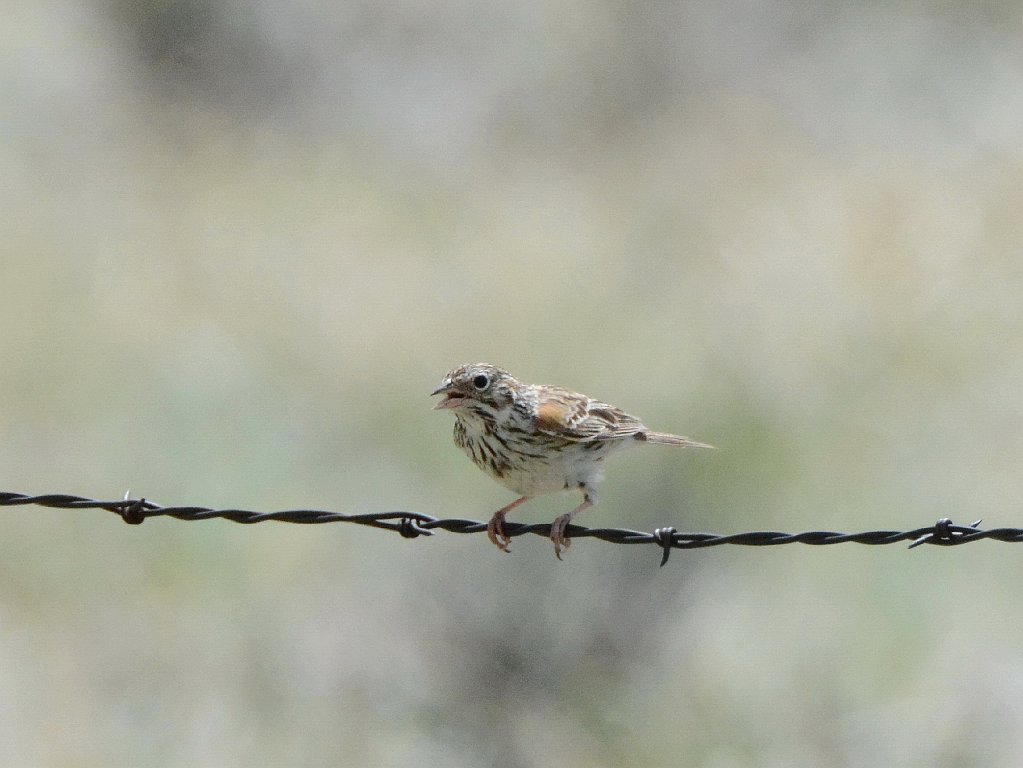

left=479, top=438, right=626, bottom=498
left=452, top=410, right=636, bottom=498
left=496, top=458, right=583, bottom=497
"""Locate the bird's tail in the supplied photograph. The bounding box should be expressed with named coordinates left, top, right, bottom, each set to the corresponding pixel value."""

left=641, top=431, right=715, bottom=449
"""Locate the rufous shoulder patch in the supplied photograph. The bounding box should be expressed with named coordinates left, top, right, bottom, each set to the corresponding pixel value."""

left=536, top=401, right=572, bottom=433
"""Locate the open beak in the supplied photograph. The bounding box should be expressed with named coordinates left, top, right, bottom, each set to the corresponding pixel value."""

left=431, top=381, right=466, bottom=410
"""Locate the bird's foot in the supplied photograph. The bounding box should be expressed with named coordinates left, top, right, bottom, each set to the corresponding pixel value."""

left=550, top=513, right=572, bottom=560
left=487, top=511, right=512, bottom=552
left=486, top=496, right=529, bottom=553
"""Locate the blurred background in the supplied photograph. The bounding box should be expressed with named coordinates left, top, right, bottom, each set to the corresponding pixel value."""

left=3, top=0, right=1023, bottom=765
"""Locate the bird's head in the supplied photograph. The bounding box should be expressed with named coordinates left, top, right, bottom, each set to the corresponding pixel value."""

left=431, top=363, right=517, bottom=412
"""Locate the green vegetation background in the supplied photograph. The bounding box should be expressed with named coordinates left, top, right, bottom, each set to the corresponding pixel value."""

left=3, top=2, right=1023, bottom=766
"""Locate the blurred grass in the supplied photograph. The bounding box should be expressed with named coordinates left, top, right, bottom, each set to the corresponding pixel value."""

left=4, top=1, right=1023, bottom=766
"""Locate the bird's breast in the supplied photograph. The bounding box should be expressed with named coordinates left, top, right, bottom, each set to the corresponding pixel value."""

left=453, top=413, right=622, bottom=497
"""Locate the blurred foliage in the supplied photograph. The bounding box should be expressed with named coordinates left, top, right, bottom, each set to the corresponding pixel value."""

left=3, top=0, right=1023, bottom=766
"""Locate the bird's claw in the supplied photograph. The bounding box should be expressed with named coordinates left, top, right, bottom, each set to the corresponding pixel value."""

left=487, top=512, right=511, bottom=553
left=551, top=514, right=572, bottom=560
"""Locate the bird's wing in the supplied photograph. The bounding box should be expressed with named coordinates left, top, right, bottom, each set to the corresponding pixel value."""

left=534, top=388, right=645, bottom=442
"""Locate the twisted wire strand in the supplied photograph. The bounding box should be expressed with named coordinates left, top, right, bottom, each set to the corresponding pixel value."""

left=2, top=490, right=1015, bottom=565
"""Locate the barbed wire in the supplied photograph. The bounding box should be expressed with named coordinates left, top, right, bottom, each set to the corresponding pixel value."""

left=2, top=490, right=1018, bottom=565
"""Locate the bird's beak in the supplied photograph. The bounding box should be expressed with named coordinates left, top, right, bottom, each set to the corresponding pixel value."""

left=431, top=381, right=465, bottom=410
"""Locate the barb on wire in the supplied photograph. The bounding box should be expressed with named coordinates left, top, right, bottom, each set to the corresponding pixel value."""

left=1, top=490, right=1018, bottom=566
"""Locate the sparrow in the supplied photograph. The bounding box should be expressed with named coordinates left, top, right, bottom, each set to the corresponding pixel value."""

left=432, top=363, right=712, bottom=558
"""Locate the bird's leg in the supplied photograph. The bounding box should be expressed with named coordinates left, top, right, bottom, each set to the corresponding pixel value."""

left=550, top=489, right=596, bottom=560
left=488, top=496, right=529, bottom=553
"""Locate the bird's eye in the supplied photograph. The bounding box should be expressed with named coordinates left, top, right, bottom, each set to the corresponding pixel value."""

left=472, top=373, right=490, bottom=391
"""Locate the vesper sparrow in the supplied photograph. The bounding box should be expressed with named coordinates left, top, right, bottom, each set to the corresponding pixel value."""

left=432, top=363, right=712, bottom=558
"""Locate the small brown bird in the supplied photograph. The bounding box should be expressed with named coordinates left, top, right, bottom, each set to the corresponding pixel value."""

left=432, top=363, right=712, bottom=558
